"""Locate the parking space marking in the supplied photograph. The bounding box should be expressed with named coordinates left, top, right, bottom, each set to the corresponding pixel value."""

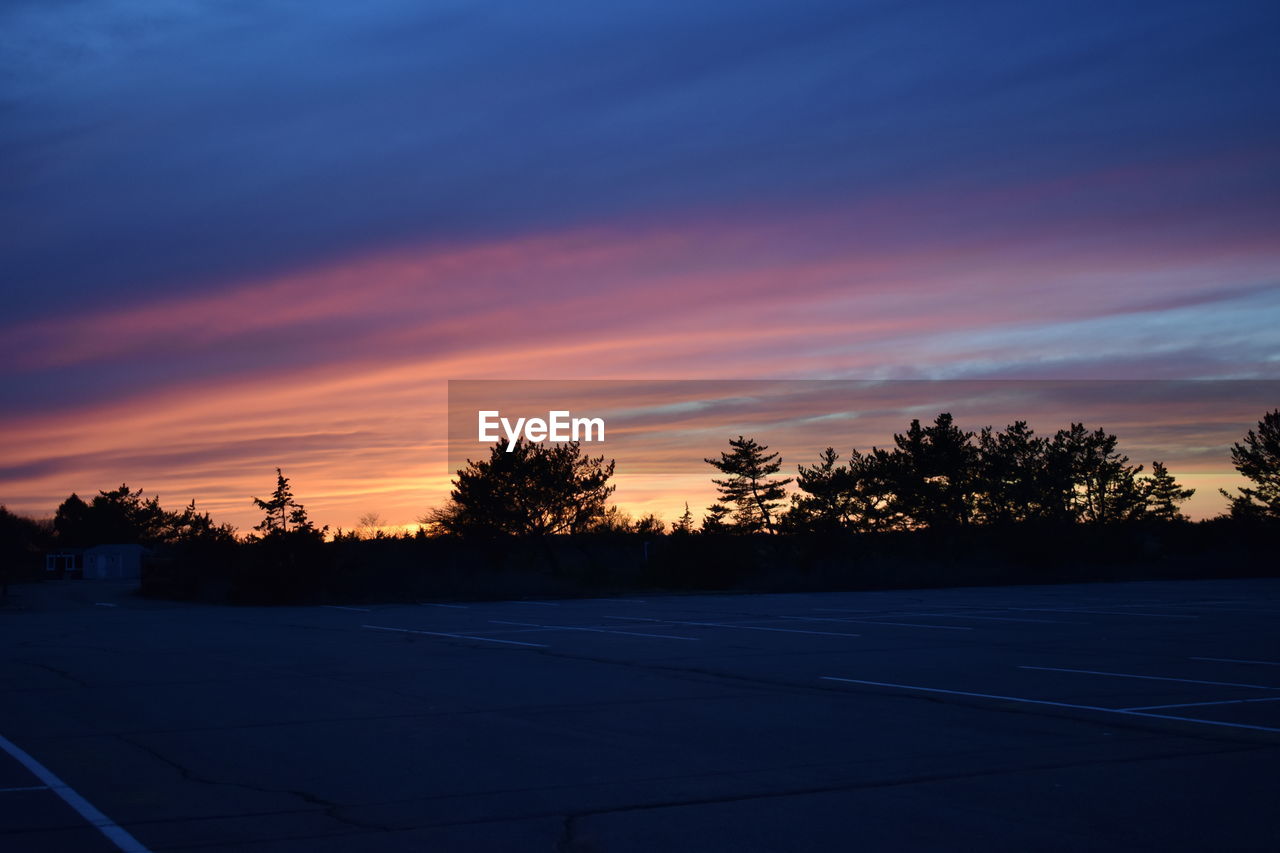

left=600, top=614, right=866, bottom=638
left=819, top=677, right=1280, bottom=735
left=1004, top=608, right=1198, bottom=619
left=1018, top=665, right=1280, bottom=691
left=0, top=785, right=50, bottom=793
left=890, top=611, right=1067, bottom=624
left=1192, top=657, right=1280, bottom=667
left=323, top=605, right=371, bottom=612
left=1121, top=696, right=1280, bottom=711
left=362, top=624, right=548, bottom=648
left=780, top=615, right=972, bottom=631
left=488, top=620, right=698, bottom=641
left=0, top=732, right=153, bottom=853
left=600, top=616, right=763, bottom=626
left=813, top=608, right=881, bottom=614
left=668, top=620, right=863, bottom=638
left=419, top=602, right=468, bottom=609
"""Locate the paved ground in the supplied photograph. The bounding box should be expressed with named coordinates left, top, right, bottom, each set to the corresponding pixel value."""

left=2, top=577, right=1279, bottom=852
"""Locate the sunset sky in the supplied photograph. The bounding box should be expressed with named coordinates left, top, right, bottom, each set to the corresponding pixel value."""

left=2, top=1, right=1278, bottom=531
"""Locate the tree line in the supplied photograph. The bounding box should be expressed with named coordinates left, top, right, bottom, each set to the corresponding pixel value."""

left=1, top=410, right=1276, bottom=559
left=426, top=408, right=1280, bottom=538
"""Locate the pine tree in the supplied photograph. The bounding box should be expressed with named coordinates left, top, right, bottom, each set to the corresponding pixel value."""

left=1220, top=409, right=1280, bottom=520
left=1141, top=461, right=1195, bottom=521
left=671, top=503, right=695, bottom=535
left=705, top=436, right=792, bottom=533
left=700, top=503, right=732, bottom=533
left=423, top=439, right=615, bottom=536
left=975, top=421, right=1070, bottom=524
left=890, top=413, right=978, bottom=529
left=1052, top=424, right=1145, bottom=523
left=252, top=469, right=317, bottom=537
left=789, top=447, right=848, bottom=532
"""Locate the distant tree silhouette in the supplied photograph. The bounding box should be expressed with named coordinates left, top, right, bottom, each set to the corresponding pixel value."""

left=845, top=448, right=909, bottom=532
left=1141, top=461, right=1195, bottom=521
left=976, top=421, right=1072, bottom=524
left=705, top=436, right=792, bottom=533
left=890, top=414, right=977, bottom=529
left=356, top=512, right=386, bottom=540
left=1221, top=409, right=1280, bottom=520
left=634, top=513, right=665, bottom=536
left=252, top=469, right=320, bottom=538
left=787, top=447, right=853, bottom=532
left=1, top=506, right=51, bottom=591
left=52, top=485, right=208, bottom=546
left=425, top=439, right=615, bottom=537
left=53, top=493, right=93, bottom=546
left=1052, top=424, right=1145, bottom=523
left=586, top=505, right=636, bottom=533
left=671, top=503, right=696, bottom=535
left=700, top=503, right=732, bottom=533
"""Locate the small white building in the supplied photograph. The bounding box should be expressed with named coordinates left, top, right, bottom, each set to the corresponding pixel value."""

left=82, top=545, right=148, bottom=580
left=45, top=550, right=84, bottom=578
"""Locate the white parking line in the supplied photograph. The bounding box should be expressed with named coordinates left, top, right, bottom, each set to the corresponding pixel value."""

left=1192, top=656, right=1280, bottom=667
left=890, top=611, right=1067, bottom=624
left=1004, top=608, right=1197, bottom=619
left=0, top=785, right=50, bottom=793
left=323, top=605, right=371, bottom=612
left=669, top=620, right=863, bottom=638
left=599, top=616, right=763, bottom=625
left=509, top=601, right=560, bottom=607
left=780, top=615, right=971, bottom=631
left=1018, top=665, right=1280, bottom=691
left=814, top=608, right=889, bottom=614
left=0, top=733, right=153, bottom=852
left=819, top=677, right=1280, bottom=735
left=488, top=620, right=697, bottom=641
left=600, top=615, right=864, bottom=637
left=419, top=602, right=468, bottom=609
left=1121, top=696, right=1280, bottom=711
left=362, top=624, right=547, bottom=648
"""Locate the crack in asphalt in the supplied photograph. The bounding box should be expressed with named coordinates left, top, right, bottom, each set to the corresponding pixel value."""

left=117, top=735, right=396, bottom=835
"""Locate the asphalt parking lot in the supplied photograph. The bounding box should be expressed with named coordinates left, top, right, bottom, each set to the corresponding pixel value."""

left=2, top=577, right=1279, bottom=852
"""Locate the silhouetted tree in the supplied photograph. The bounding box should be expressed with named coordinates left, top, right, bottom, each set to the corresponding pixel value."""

left=425, top=439, right=615, bottom=537
left=252, top=469, right=320, bottom=538
left=700, top=503, right=732, bottom=533
left=165, top=499, right=237, bottom=544
left=1052, top=424, right=1145, bottom=523
left=845, top=448, right=909, bottom=532
left=890, top=414, right=977, bottom=529
left=356, top=512, right=386, bottom=540
left=53, top=493, right=93, bottom=546
left=634, top=513, right=665, bottom=536
left=705, top=436, right=792, bottom=533
left=1141, top=461, right=1195, bottom=521
left=671, top=503, right=696, bottom=535
left=53, top=485, right=177, bottom=546
left=787, top=447, right=853, bottom=532
left=1, top=506, right=51, bottom=592
left=975, top=421, right=1072, bottom=524
left=1220, top=409, right=1280, bottom=520
left=586, top=505, right=636, bottom=533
